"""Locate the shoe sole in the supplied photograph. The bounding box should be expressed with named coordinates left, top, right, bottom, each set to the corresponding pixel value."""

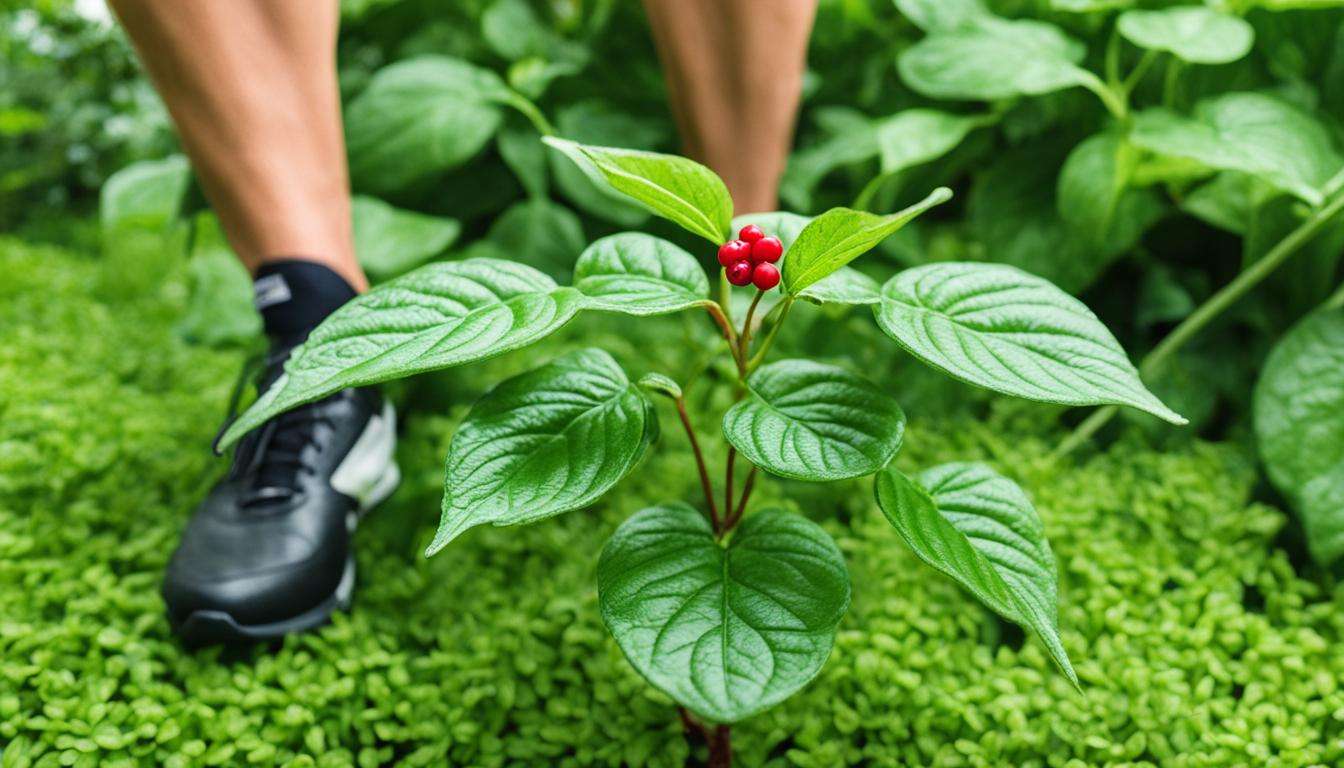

left=175, top=404, right=401, bottom=646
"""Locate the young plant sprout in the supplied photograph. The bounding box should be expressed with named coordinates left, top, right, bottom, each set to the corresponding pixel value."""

left=216, top=138, right=1182, bottom=766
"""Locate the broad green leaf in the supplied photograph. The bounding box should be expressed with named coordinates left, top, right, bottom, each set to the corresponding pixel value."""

left=485, top=198, right=586, bottom=281
left=429, top=348, right=655, bottom=552
left=1057, top=131, right=1138, bottom=246
left=551, top=101, right=668, bottom=226
left=598, top=504, right=850, bottom=722
left=893, top=0, right=989, bottom=32
left=100, top=155, right=190, bottom=231
left=345, top=56, right=509, bottom=193
left=1180, top=172, right=1269, bottom=235
left=1130, top=93, right=1344, bottom=206
left=874, top=463, right=1076, bottom=684
left=219, top=259, right=585, bottom=448
left=1117, top=7, right=1253, bottom=65
left=723, top=359, right=906, bottom=481
left=543, top=137, right=732, bottom=244
left=877, top=110, right=989, bottom=176
left=352, top=196, right=460, bottom=282
left=176, top=213, right=261, bottom=348
left=898, top=18, right=1097, bottom=101
left=573, top=233, right=710, bottom=315
left=1254, top=309, right=1344, bottom=564
left=782, top=188, right=951, bottom=294
left=799, top=268, right=883, bottom=306
left=874, top=262, right=1186, bottom=423
left=496, top=125, right=549, bottom=199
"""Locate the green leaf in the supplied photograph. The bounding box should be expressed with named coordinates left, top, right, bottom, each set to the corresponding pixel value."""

left=899, top=18, right=1097, bottom=101
left=100, top=155, right=190, bottom=231
left=1057, top=131, right=1139, bottom=246
left=485, top=198, right=586, bottom=281
left=551, top=101, right=668, bottom=226
left=497, top=125, right=549, bottom=199
left=637, top=372, right=682, bottom=400
left=1180, top=172, right=1268, bottom=235
left=597, top=504, right=850, bottom=722
left=219, top=259, right=585, bottom=448
left=1117, top=7, right=1253, bottom=65
left=1130, top=93, right=1344, bottom=206
left=798, top=268, right=883, bottom=306
left=345, top=56, right=509, bottom=193
left=874, top=262, right=1186, bottom=423
left=893, top=0, right=990, bottom=32
left=723, top=359, right=906, bottom=481
left=877, top=110, right=989, bottom=176
left=1254, top=309, right=1344, bottom=565
left=573, top=233, right=710, bottom=316
left=352, top=196, right=460, bottom=282
left=429, top=348, right=655, bottom=553
left=874, top=463, right=1076, bottom=685
left=782, top=188, right=951, bottom=294
left=176, top=213, right=261, bottom=348
left=543, top=137, right=733, bottom=244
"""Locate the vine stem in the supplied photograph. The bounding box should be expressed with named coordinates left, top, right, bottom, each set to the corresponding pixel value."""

left=703, top=302, right=747, bottom=377
left=724, top=466, right=757, bottom=531
left=1057, top=184, right=1344, bottom=455
left=708, top=725, right=732, bottom=768
left=674, top=395, right=720, bottom=530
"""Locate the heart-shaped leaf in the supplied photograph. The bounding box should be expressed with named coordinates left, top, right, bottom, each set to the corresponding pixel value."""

left=1117, top=7, right=1253, bottom=65
left=430, top=348, right=656, bottom=553
left=544, top=137, right=733, bottom=245
left=875, top=262, right=1185, bottom=423
left=899, top=18, right=1097, bottom=101
left=352, top=195, right=460, bottom=282
left=782, top=188, right=951, bottom=295
left=573, top=233, right=710, bottom=315
left=598, top=504, right=850, bottom=722
left=1130, top=93, right=1344, bottom=206
left=1254, top=309, right=1344, bottom=565
left=874, top=463, right=1076, bottom=685
left=345, top=56, right=510, bottom=193
left=723, top=359, right=906, bottom=481
left=219, top=259, right=585, bottom=448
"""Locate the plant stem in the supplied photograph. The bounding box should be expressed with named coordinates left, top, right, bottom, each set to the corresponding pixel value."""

left=737, top=290, right=766, bottom=364
left=724, top=466, right=757, bottom=531
left=1057, top=186, right=1344, bottom=455
left=708, top=725, right=732, bottom=768
left=722, top=447, right=737, bottom=537
left=1122, top=50, right=1158, bottom=96
left=674, top=395, right=720, bottom=530
left=703, top=302, right=746, bottom=377
left=747, top=297, right=794, bottom=373
left=1080, top=72, right=1127, bottom=121
left=502, top=91, right=557, bottom=136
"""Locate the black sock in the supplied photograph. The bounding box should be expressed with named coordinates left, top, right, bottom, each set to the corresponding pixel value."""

left=253, top=260, right=357, bottom=346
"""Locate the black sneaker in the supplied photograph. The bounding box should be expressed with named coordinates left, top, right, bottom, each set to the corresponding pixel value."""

left=163, top=345, right=400, bottom=645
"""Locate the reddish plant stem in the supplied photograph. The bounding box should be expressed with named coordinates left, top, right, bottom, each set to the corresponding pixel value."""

left=724, top=466, right=757, bottom=531
left=678, top=707, right=707, bottom=741
left=674, top=395, right=720, bottom=530
left=721, top=448, right=737, bottom=537
left=708, top=725, right=732, bottom=768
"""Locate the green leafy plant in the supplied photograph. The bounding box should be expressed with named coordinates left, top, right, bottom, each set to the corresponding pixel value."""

left=216, top=139, right=1181, bottom=763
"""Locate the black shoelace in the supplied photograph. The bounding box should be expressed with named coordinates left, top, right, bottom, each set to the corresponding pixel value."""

left=214, top=344, right=332, bottom=508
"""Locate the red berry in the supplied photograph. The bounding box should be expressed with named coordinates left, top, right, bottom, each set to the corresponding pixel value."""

left=751, top=236, right=783, bottom=264
left=738, top=224, right=765, bottom=243
left=726, top=259, right=754, bottom=286
left=717, top=239, right=751, bottom=267
left=752, top=262, right=780, bottom=291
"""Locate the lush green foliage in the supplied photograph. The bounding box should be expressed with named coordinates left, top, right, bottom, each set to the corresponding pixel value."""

left=5, top=235, right=1344, bottom=766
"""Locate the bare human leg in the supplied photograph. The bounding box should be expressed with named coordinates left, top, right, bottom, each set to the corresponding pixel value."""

left=642, top=0, right=818, bottom=215
left=106, top=0, right=366, bottom=291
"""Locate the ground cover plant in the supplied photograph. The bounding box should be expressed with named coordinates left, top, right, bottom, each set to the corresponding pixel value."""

left=205, top=137, right=1185, bottom=764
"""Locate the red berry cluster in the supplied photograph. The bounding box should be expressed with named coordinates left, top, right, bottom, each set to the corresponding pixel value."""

left=718, top=225, right=782, bottom=290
